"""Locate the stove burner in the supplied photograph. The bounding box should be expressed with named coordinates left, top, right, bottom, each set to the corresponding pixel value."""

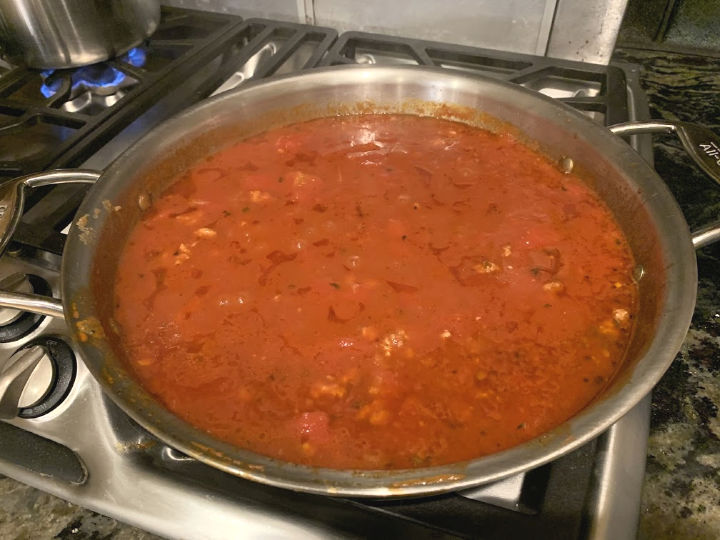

left=17, top=336, right=75, bottom=418
left=39, top=48, right=148, bottom=100
left=40, top=66, right=126, bottom=99
left=38, top=66, right=139, bottom=115
left=0, top=274, right=51, bottom=343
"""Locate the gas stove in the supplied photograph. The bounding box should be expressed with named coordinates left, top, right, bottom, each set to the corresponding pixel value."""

left=0, top=8, right=653, bottom=539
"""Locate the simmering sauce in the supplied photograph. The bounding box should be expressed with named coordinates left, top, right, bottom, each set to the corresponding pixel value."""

left=114, top=114, right=637, bottom=469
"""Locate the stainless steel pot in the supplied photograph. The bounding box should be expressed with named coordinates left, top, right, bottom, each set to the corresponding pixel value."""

left=1, top=66, right=720, bottom=497
left=0, top=0, right=160, bottom=69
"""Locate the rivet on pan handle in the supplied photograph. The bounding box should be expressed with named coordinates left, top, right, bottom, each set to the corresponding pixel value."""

left=609, top=121, right=720, bottom=249
left=0, top=169, right=101, bottom=318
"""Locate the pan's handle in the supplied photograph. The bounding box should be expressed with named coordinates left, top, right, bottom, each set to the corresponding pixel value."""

left=0, top=290, right=64, bottom=318
left=0, top=169, right=101, bottom=319
left=691, top=223, right=720, bottom=250
left=609, top=121, right=720, bottom=249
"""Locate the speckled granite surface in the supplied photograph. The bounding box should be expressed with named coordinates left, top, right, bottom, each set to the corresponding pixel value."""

left=0, top=476, right=157, bottom=539
left=613, top=48, right=720, bottom=540
left=1, top=48, right=719, bottom=540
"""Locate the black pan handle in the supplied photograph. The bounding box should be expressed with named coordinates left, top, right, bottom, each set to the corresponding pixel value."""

left=609, top=121, right=720, bottom=249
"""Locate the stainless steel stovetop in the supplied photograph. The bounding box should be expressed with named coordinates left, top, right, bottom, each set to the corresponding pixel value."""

left=0, top=10, right=654, bottom=539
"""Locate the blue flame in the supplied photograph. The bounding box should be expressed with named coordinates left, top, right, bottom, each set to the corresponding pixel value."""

left=75, top=65, right=127, bottom=89
left=39, top=46, right=146, bottom=99
left=40, top=64, right=128, bottom=99
left=123, top=47, right=146, bottom=68
left=40, top=76, right=62, bottom=98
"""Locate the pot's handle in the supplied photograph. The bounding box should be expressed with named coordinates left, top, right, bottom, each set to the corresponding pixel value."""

left=0, top=169, right=101, bottom=319
left=609, top=121, right=720, bottom=249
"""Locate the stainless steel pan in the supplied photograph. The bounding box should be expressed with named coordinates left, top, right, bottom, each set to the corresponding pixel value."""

left=1, top=66, right=719, bottom=497
left=0, top=0, right=160, bottom=69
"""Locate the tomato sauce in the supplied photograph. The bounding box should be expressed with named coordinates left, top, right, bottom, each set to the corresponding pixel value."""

left=114, top=114, right=637, bottom=469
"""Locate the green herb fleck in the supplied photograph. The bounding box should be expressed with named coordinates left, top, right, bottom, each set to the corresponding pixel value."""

left=530, top=267, right=540, bottom=276
left=543, top=303, right=552, bottom=308
left=329, top=282, right=340, bottom=289
left=242, top=207, right=250, bottom=213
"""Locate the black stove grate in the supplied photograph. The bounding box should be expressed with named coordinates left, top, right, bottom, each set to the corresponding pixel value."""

left=225, top=18, right=338, bottom=81
left=0, top=10, right=339, bottom=181
left=320, top=31, right=630, bottom=126
left=0, top=7, right=243, bottom=180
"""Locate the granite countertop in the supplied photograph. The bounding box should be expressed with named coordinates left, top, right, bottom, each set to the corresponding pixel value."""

left=1, top=49, right=719, bottom=540
left=613, top=48, right=720, bottom=540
